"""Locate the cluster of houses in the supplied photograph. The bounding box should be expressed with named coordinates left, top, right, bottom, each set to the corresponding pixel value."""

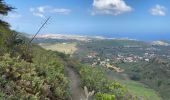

left=81, top=49, right=170, bottom=72
left=90, top=58, right=125, bottom=73
left=85, top=52, right=158, bottom=64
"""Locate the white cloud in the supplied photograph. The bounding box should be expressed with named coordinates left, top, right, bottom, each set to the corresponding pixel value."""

left=30, top=7, right=44, bottom=18
left=149, top=4, right=166, bottom=16
left=92, top=0, right=132, bottom=15
left=37, top=6, right=46, bottom=13
left=30, top=6, right=71, bottom=18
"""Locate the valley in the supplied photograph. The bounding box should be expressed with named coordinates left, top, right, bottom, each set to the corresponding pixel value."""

left=1, top=0, right=170, bottom=99
left=34, top=35, right=170, bottom=100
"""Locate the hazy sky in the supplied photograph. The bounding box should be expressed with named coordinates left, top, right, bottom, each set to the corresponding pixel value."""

left=3, top=0, right=170, bottom=36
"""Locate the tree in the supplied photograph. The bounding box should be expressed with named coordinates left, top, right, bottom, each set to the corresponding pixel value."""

left=0, top=0, right=13, bottom=28
left=0, top=0, right=13, bottom=54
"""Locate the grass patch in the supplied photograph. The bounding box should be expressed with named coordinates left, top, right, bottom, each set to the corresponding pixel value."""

left=119, top=80, right=161, bottom=100
left=103, top=68, right=161, bottom=100
left=39, top=42, right=77, bottom=54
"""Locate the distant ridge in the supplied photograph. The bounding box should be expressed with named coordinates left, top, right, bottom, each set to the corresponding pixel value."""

left=31, top=33, right=169, bottom=45
left=35, top=34, right=103, bottom=41
left=34, top=33, right=139, bottom=41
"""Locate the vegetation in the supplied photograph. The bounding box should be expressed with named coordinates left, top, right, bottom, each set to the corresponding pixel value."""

left=95, top=93, right=115, bottom=100
left=0, top=0, right=13, bottom=27
left=0, top=1, right=69, bottom=99
left=0, top=1, right=134, bottom=99
left=117, top=60, right=170, bottom=100
left=0, top=28, right=70, bottom=99
left=121, top=80, right=161, bottom=100
left=102, top=66, right=161, bottom=100
left=75, top=39, right=149, bottom=58
left=68, top=61, right=136, bottom=100
left=74, top=38, right=170, bottom=100
left=35, top=38, right=165, bottom=99
left=0, top=53, right=69, bottom=99
left=1, top=0, right=166, bottom=99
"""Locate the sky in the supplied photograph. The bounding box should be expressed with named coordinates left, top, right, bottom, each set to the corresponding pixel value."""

left=2, top=0, right=170, bottom=40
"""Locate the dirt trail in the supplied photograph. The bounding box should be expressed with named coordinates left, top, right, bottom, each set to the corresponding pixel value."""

left=65, top=67, right=86, bottom=100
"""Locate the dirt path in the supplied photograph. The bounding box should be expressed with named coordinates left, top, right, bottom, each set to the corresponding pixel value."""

left=65, top=67, right=86, bottom=100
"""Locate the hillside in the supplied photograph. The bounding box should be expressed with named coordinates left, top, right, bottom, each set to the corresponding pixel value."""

left=32, top=33, right=170, bottom=99
left=0, top=33, right=138, bottom=99
left=0, top=1, right=139, bottom=99
left=73, top=39, right=170, bottom=100
left=1, top=0, right=169, bottom=99
left=117, top=59, right=170, bottom=100
left=35, top=37, right=164, bottom=100
left=0, top=29, right=70, bottom=99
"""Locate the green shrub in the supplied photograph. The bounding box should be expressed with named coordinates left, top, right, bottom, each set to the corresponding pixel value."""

left=71, top=63, right=135, bottom=100
left=95, top=93, right=115, bottom=100
left=0, top=53, right=69, bottom=99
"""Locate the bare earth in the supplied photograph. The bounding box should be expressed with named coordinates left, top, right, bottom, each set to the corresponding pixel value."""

left=65, top=67, right=86, bottom=100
